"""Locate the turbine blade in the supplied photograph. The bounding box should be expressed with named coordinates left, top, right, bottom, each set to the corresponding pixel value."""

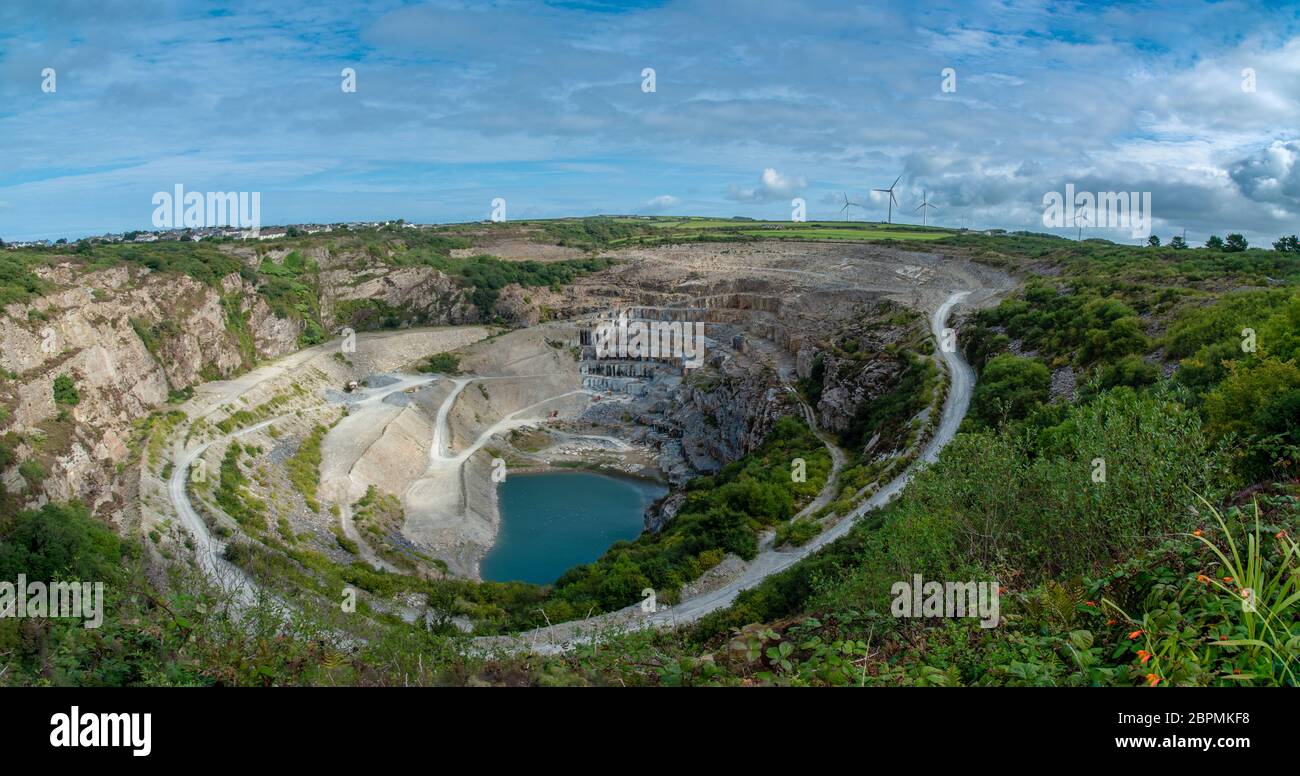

left=891, top=174, right=902, bottom=189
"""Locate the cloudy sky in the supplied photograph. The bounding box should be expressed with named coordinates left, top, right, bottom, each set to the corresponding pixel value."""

left=1, top=0, right=1299, bottom=244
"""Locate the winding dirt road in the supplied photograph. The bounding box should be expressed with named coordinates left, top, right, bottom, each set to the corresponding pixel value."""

left=168, top=372, right=442, bottom=601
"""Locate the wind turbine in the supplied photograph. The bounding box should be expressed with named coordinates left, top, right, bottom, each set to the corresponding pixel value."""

left=874, top=174, right=902, bottom=224
left=1073, top=210, right=1091, bottom=241
left=914, top=191, right=938, bottom=227
left=840, top=192, right=863, bottom=220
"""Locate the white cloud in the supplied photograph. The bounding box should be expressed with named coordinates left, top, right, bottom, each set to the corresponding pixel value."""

left=727, top=168, right=806, bottom=202
left=643, top=194, right=679, bottom=211
left=1231, top=140, right=1300, bottom=207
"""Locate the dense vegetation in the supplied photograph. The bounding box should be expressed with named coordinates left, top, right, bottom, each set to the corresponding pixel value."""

left=538, top=218, right=653, bottom=248
left=540, top=416, right=831, bottom=620
left=600, top=231, right=1300, bottom=686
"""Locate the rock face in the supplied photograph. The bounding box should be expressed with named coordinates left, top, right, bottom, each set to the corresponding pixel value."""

left=793, top=301, right=924, bottom=454
left=319, top=266, right=476, bottom=330
left=0, top=256, right=481, bottom=521
left=0, top=264, right=293, bottom=519
left=809, top=352, right=904, bottom=436
left=672, top=366, right=789, bottom=474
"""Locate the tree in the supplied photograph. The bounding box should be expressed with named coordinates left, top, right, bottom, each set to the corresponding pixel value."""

left=0, top=501, right=123, bottom=582
left=1099, top=355, right=1159, bottom=390
left=53, top=373, right=79, bottom=406
left=1146, top=235, right=1161, bottom=247
left=1273, top=235, right=1299, bottom=252
left=1224, top=233, right=1249, bottom=252
left=1169, top=234, right=1188, bottom=249
left=1205, top=235, right=1225, bottom=250
left=971, top=354, right=1051, bottom=426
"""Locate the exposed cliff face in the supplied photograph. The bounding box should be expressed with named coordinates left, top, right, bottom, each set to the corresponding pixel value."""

left=0, top=244, right=530, bottom=521
left=804, top=346, right=909, bottom=438
left=795, top=301, right=929, bottom=455
left=644, top=366, right=794, bottom=532
left=0, top=263, right=303, bottom=519
left=320, top=266, right=476, bottom=330
left=673, top=365, right=789, bottom=472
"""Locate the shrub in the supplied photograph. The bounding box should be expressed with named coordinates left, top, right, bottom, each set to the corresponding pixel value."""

left=970, top=354, right=1050, bottom=426
left=0, top=501, right=122, bottom=581
left=18, top=459, right=46, bottom=483
left=1098, top=355, right=1159, bottom=390
left=53, top=374, right=80, bottom=406
left=418, top=352, right=461, bottom=375
left=287, top=425, right=327, bottom=512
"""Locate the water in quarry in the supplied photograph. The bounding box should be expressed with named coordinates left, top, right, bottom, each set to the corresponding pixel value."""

left=481, top=471, right=667, bottom=585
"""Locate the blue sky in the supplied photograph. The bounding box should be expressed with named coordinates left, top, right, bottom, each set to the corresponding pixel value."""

left=2, top=0, right=1299, bottom=244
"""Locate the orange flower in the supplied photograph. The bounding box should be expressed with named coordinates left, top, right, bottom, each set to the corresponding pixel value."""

left=1137, top=650, right=1152, bottom=664
left=1193, top=529, right=1203, bottom=537
left=1085, top=601, right=1096, bottom=607
left=1196, top=574, right=1210, bottom=584
left=1146, top=673, right=1160, bottom=687
left=1277, top=530, right=1288, bottom=539
left=1223, top=576, right=1233, bottom=583
left=1218, top=634, right=1228, bottom=641
left=1128, top=630, right=1143, bottom=640
left=1107, top=618, right=1117, bottom=626
left=998, top=586, right=1006, bottom=594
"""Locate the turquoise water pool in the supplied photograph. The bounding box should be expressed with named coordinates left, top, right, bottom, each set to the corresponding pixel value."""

left=480, top=471, right=666, bottom=585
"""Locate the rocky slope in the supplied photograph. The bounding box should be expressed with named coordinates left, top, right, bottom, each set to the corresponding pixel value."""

left=0, top=246, right=539, bottom=523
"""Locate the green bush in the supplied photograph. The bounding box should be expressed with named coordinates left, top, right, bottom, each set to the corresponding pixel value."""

left=18, top=459, right=46, bottom=483
left=52, top=374, right=79, bottom=406
left=418, top=352, right=461, bottom=374
left=0, top=501, right=122, bottom=581
left=287, top=425, right=327, bottom=512
left=970, top=354, right=1050, bottom=426
left=1098, top=355, right=1159, bottom=390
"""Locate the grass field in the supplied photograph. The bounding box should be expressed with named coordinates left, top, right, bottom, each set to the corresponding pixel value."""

left=548, top=216, right=960, bottom=246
